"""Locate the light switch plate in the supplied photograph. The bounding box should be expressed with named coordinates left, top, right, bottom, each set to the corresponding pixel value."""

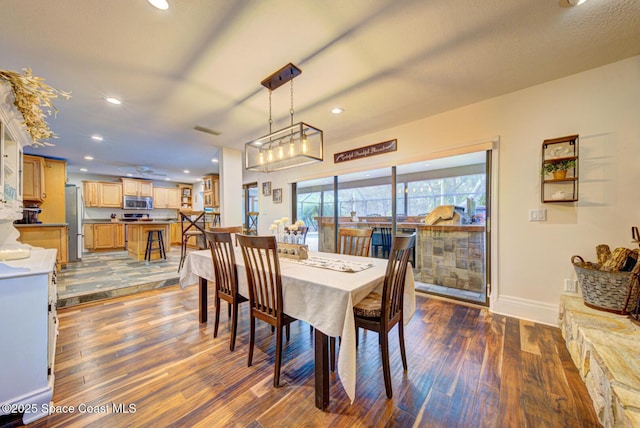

left=529, top=209, right=547, bottom=221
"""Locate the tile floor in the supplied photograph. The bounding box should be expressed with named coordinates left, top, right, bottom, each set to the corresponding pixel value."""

left=57, top=246, right=185, bottom=307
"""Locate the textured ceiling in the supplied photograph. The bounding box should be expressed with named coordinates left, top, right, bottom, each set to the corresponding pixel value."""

left=1, top=0, right=639, bottom=183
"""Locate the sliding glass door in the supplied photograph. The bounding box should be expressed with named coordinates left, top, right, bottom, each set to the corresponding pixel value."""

left=293, top=150, right=491, bottom=306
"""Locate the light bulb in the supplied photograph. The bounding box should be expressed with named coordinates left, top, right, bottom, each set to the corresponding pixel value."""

left=268, top=149, right=273, bottom=162
left=259, top=152, right=264, bottom=165
left=302, top=135, right=308, bottom=154
left=278, top=146, right=284, bottom=159
left=289, top=141, right=295, bottom=156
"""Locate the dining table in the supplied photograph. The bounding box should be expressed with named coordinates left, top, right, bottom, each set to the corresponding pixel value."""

left=179, top=247, right=415, bottom=410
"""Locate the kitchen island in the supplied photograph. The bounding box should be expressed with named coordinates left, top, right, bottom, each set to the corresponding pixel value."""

left=126, top=221, right=172, bottom=261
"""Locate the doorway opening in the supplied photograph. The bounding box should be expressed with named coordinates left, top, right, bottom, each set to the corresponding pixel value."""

left=242, top=182, right=258, bottom=233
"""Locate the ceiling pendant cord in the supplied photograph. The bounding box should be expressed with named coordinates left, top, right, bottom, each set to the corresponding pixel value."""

left=268, top=88, right=273, bottom=134
left=290, top=73, right=295, bottom=126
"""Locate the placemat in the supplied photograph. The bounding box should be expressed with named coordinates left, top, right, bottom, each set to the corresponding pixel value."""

left=289, top=256, right=374, bottom=272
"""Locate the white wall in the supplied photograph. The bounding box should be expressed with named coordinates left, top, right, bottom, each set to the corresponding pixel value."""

left=219, top=147, right=243, bottom=226
left=245, top=56, right=640, bottom=325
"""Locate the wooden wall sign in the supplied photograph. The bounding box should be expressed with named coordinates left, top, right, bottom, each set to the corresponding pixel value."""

left=333, top=139, right=397, bottom=164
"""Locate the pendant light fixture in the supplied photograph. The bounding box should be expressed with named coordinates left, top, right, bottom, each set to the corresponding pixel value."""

left=244, top=63, right=323, bottom=173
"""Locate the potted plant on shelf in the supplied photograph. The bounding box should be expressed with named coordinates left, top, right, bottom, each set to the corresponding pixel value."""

left=543, top=159, right=576, bottom=179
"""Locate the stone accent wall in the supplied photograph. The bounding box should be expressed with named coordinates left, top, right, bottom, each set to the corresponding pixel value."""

left=559, top=295, right=640, bottom=427
left=418, top=228, right=485, bottom=292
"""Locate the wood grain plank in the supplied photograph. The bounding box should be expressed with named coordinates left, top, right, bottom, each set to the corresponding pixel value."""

left=15, top=286, right=601, bottom=428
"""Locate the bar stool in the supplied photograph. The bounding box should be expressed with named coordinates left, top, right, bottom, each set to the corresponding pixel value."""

left=211, top=211, right=221, bottom=227
left=178, top=210, right=206, bottom=272
left=145, top=229, right=166, bottom=261
left=247, top=211, right=259, bottom=235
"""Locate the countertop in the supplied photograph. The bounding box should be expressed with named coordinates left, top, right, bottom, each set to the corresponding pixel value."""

left=317, top=221, right=485, bottom=232
left=14, top=223, right=68, bottom=227
left=125, top=221, right=174, bottom=225
left=84, top=219, right=177, bottom=224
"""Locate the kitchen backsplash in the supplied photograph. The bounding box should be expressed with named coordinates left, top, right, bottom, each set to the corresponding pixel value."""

left=83, top=207, right=178, bottom=220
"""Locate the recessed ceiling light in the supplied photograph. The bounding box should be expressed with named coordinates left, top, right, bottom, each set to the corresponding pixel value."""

left=91, top=135, right=103, bottom=141
left=559, top=0, right=588, bottom=6
left=105, top=97, right=121, bottom=105
left=80, top=168, right=88, bottom=172
left=183, top=170, right=190, bottom=174
left=331, top=107, right=344, bottom=114
left=211, top=158, right=219, bottom=163
left=148, top=0, right=169, bottom=10
left=164, top=177, right=171, bottom=181
left=126, top=173, right=133, bottom=177
left=84, top=156, right=94, bottom=160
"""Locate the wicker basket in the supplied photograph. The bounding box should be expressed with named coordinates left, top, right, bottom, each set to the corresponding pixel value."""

left=571, top=255, right=640, bottom=315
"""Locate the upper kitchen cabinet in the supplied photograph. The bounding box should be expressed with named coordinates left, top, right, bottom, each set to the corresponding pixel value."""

left=0, top=118, right=23, bottom=218
left=0, top=83, right=27, bottom=220
left=179, top=185, right=192, bottom=210
left=121, top=178, right=153, bottom=197
left=203, top=174, right=219, bottom=208
left=153, top=186, right=180, bottom=209
left=23, top=154, right=45, bottom=203
left=83, top=181, right=122, bottom=208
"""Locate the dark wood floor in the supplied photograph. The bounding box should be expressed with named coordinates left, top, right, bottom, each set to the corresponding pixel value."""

left=14, top=285, right=599, bottom=427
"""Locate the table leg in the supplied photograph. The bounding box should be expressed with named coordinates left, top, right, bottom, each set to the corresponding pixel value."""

left=199, top=276, right=208, bottom=323
left=314, top=329, right=330, bottom=410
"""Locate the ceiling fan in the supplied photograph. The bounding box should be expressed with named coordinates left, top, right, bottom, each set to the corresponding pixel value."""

left=134, top=165, right=167, bottom=177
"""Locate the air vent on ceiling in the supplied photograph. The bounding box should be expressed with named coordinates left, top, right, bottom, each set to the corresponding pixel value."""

left=194, top=125, right=221, bottom=136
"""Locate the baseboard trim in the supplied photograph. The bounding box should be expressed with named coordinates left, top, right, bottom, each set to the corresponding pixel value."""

left=491, top=294, right=559, bottom=326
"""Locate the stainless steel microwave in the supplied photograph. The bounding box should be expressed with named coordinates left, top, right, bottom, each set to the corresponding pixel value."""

left=123, top=195, right=153, bottom=210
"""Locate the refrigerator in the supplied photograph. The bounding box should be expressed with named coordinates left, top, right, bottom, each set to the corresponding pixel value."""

left=65, top=185, right=83, bottom=262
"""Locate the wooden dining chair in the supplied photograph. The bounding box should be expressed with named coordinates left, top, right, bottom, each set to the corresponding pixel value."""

left=338, top=227, right=373, bottom=257
left=208, top=225, right=243, bottom=245
left=204, top=231, right=248, bottom=351
left=237, top=234, right=297, bottom=387
left=378, top=227, right=393, bottom=259
left=353, top=233, right=416, bottom=398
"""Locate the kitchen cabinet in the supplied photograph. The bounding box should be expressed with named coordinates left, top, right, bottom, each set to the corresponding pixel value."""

left=203, top=174, right=219, bottom=208
left=84, top=223, right=125, bottom=250
left=0, top=248, right=58, bottom=424
left=23, top=154, right=45, bottom=203
left=83, top=181, right=122, bottom=208
left=16, top=224, right=68, bottom=269
left=122, top=177, right=153, bottom=197
left=541, top=134, right=579, bottom=203
left=38, top=158, right=66, bottom=224
left=170, top=221, right=182, bottom=245
left=180, top=185, right=192, bottom=210
left=0, top=83, right=26, bottom=219
left=153, top=186, right=181, bottom=209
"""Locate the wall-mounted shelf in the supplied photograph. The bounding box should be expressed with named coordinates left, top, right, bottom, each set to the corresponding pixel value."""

left=541, top=134, right=579, bottom=203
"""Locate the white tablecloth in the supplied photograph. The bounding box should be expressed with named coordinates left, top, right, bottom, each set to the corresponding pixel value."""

left=179, top=249, right=415, bottom=403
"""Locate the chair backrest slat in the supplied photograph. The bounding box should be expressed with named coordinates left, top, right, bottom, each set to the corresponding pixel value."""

left=382, top=234, right=415, bottom=325
left=338, top=228, right=373, bottom=257
left=237, top=234, right=283, bottom=321
left=205, top=231, right=238, bottom=297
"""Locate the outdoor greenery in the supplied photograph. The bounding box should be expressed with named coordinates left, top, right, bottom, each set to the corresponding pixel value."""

left=296, top=173, right=486, bottom=223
